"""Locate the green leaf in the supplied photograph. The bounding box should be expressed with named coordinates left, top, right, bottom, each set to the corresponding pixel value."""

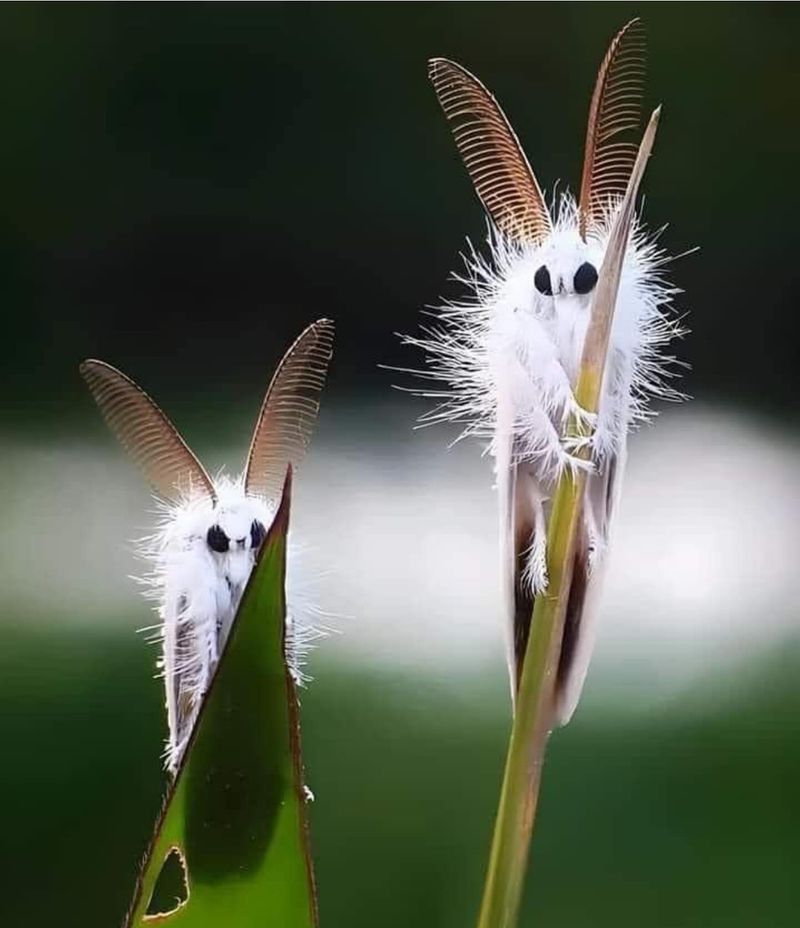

left=125, top=473, right=317, bottom=927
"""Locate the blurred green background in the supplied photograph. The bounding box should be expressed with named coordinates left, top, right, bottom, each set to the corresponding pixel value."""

left=2, top=4, right=799, bottom=927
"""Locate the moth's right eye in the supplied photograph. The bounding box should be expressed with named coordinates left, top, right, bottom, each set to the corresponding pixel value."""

left=573, top=261, right=598, bottom=295
left=534, top=265, right=552, bottom=296
left=250, top=519, right=266, bottom=550
left=206, top=525, right=229, bottom=553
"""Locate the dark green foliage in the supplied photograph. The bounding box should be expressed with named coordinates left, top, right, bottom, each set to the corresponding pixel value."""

left=4, top=629, right=798, bottom=927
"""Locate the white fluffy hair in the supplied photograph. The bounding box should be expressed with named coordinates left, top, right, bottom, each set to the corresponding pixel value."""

left=137, top=474, right=325, bottom=773
left=401, top=190, right=687, bottom=724
left=403, top=193, right=686, bottom=484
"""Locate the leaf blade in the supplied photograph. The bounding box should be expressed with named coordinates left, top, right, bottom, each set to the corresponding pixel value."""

left=125, top=473, right=316, bottom=928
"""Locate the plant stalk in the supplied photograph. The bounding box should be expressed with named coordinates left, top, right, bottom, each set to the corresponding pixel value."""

left=476, top=471, right=584, bottom=928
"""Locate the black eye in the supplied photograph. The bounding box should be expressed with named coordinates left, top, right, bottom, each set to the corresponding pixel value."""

left=206, top=524, right=229, bottom=553
left=534, top=265, right=552, bottom=296
left=250, top=519, right=266, bottom=550
left=573, top=261, right=598, bottom=295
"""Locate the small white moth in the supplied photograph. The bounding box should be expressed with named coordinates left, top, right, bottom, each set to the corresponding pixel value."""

left=406, top=20, right=686, bottom=721
left=81, top=319, right=334, bottom=772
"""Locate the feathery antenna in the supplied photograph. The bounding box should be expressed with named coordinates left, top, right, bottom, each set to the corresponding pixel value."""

left=80, top=359, right=217, bottom=504
left=428, top=57, right=552, bottom=244
left=244, top=319, right=334, bottom=502
left=578, top=18, right=646, bottom=238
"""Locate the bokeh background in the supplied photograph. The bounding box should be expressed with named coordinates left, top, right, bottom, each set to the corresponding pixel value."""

left=2, top=4, right=799, bottom=926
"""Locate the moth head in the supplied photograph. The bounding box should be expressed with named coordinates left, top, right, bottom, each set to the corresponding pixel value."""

left=428, top=17, right=646, bottom=286
left=205, top=501, right=267, bottom=555
left=533, top=234, right=601, bottom=305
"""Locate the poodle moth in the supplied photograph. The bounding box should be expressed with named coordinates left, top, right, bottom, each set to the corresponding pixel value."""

left=408, top=20, right=685, bottom=721
left=81, top=319, right=334, bottom=772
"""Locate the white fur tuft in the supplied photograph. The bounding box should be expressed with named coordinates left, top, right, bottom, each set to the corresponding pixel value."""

left=403, top=193, right=686, bottom=481
left=135, top=473, right=325, bottom=773
left=403, top=190, right=688, bottom=721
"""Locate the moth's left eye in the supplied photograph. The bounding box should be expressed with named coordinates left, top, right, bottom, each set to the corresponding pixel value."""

left=206, top=524, right=229, bottom=553
left=250, top=519, right=266, bottom=550
left=534, top=265, right=553, bottom=296
left=573, top=262, right=598, bottom=295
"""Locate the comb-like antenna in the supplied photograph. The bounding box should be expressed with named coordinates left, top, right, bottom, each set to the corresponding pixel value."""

left=429, top=58, right=552, bottom=244
left=244, top=318, right=334, bottom=502
left=578, top=18, right=646, bottom=238
left=80, top=360, right=217, bottom=504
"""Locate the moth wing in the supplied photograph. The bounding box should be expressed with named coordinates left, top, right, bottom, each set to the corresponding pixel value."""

left=244, top=319, right=334, bottom=502
left=162, top=602, right=200, bottom=771
left=495, top=397, right=518, bottom=702
left=80, top=359, right=216, bottom=504
left=555, top=445, right=627, bottom=724
left=578, top=18, right=646, bottom=236
left=496, top=390, right=547, bottom=706
left=161, top=562, right=222, bottom=772
left=510, top=464, right=546, bottom=699
left=428, top=57, right=552, bottom=244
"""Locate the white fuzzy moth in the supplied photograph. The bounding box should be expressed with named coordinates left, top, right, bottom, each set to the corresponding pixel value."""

left=80, top=319, right=334, bottom=772
left=407, top=20, right=685, bottom=721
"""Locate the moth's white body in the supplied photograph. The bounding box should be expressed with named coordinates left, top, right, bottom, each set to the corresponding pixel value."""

left=412, top=23, right=687, bottom=721
left=143, top=477, right=274, bottom=769
left=81, top=318, right=334, bottom=774
left=410, top=198, right=681, bottom=720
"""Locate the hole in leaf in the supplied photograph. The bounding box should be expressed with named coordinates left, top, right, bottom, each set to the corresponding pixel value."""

left=144, top=846, right=189, bottom=919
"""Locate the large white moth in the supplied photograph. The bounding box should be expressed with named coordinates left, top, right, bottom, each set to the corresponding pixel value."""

left=406, top=20, right=685, bottom=721
left=81, top=319, right=334, bottom=772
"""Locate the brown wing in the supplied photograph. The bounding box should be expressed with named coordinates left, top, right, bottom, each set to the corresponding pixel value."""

left=429, top=57, right=552, bottom=244
left=80, top=359, right=216, bottom=504
left=578, top=18, right=646, bottom=237
left=243, top=318, right=334, bottom=501
left=555, top=449, right=626, bottom=724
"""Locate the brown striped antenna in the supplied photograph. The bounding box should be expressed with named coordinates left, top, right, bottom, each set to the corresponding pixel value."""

left=429, top=57, right=552, bottom=244
left=80, top=359, right=217, bottom=504
left=244, top=318, right=334, bottom=502
left=578, top=18, right=647, bottom=238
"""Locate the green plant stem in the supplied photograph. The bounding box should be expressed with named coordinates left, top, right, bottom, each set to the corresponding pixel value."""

left=475, top=107, right=660, bottom=928
left=476, top=470, right=585, bottom=928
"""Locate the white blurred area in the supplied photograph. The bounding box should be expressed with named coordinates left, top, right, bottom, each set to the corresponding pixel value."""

left=3, top=404, right=798, bottom=710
